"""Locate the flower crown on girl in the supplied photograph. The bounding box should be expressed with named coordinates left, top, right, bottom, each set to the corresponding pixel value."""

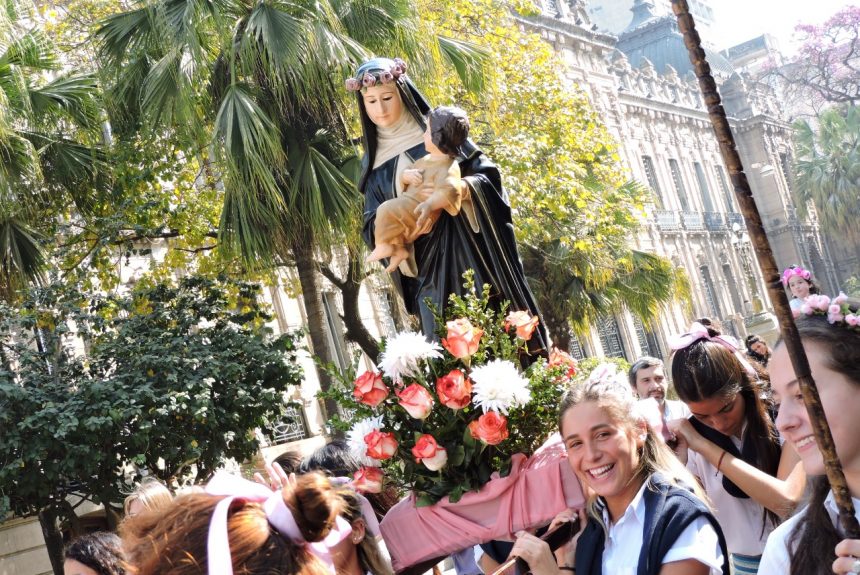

left=781, top=265, right=812, bottom=286
left=793, top=292, right=860, bottom=328
left=345, top=58, right=408, bottom=92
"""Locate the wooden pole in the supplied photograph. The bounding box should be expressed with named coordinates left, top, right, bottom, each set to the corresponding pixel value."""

left=670, top=0, right=860, bottom=539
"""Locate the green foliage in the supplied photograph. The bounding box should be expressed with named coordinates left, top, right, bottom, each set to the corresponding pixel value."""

left=793, top=105, right=860, bottom=247
left=575, top=356, right=631, bottom=381
left=0, top=274, right=304, bottom=519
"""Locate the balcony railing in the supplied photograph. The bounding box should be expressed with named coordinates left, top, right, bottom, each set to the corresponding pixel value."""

left=655, top=209, right=681, bottom=231
left=704, top=212, right=726, bottom=231
left=682, top=211, right=704, bottom=231
left=727, top=212, right=745, bottom=227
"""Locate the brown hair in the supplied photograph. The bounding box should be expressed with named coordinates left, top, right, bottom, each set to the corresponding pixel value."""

left=558, top=376, right=708, bottom=531
left=429, top=106, right=469, bottom=157
left=777, top=315, right=860, bottom=575
left=670, top=323, right=781, bottom=532
left=120, top=472, right=342, bottom=575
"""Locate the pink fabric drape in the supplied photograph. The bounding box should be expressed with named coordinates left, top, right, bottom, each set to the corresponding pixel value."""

left=380, top=433, right=584, bottom=571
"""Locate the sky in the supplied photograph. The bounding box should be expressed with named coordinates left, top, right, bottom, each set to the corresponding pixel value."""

left=709, top=0, right=856, bottom=52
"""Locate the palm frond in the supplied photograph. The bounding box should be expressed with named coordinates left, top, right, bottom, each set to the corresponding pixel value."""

left=95, top=6, right=158, bottom=69
left=141, top=46, right=197, bottom=129
left=0, top=30, right=57, bottom=70
left=0, top=214, right=46, bottom=301
left=437, top=36, right=490, bottom=95
left=0, top=128, right=42, bottom=201
left=30, top=133, right=110, bottom=215
left=29, top=74, right=101, bottom=130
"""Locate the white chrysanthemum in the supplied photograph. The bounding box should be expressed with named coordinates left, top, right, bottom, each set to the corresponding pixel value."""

left=347, top=415, right=385, bottom=467
left=470, top=359, right=531, bottom=414
left=379, top=332, right=442, bottom=383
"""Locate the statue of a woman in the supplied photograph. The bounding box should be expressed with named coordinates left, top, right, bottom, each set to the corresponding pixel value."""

left=349, top=57, right=548, bottom=354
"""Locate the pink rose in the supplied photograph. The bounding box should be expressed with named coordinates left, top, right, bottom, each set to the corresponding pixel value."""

left=353, top=371, right=388, bottom=407
left=344, top=78, right=361, bottom=91
left=441, top=318, right=483, bottom=359
left=352, top=467, right=384, bottom=494
left=362, top=73, right=376, bottom=88
left=468, top=412, right=509, bottom=446
left=397, top=384, right=434, bottom=419
left=505, top=311, right=540, bottom=341
left=380, top=70, right=394, bottom=83
left=834, top=292, right=848, bottom=305
left=436, top=369, right=472, bottom=410
left=364, top=430, right=398, bottom=460
left=411, top=434, right=448, bottom=471
left=829, top=304, right=842, bottom=315
left=847, top=314, right=859, bottom=327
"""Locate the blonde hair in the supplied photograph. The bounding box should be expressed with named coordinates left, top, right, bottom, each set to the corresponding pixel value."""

left=337, top=489, right=394, bottom=575
left=123, top=477, right=173, bottom=516
left=558, top=376, right=709, bottom=531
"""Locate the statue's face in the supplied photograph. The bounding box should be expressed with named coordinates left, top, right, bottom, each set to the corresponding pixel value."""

left=362, top=84, right=403, bottom=129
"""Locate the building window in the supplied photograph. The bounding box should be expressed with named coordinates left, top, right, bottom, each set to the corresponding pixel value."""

left=694, top=162, right=715, bottom=212
left=598, top=316, right=626, bottom=358
left=263, top=404, right=309, bottom=445
left=668, top=159, right=690, bottom=211
left=642, top=155, right=663, bottom=207
left=699, top=265, right=723, bottom=319
left=714, top=164, right=733, bottom=212
left=633, top=316, right=662, bottom=359
left=722, top=262, right=744, bottom=314
left=569, top=334, right=586, bottom=360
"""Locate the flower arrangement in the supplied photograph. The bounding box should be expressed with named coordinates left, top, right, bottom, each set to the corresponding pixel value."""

left=794, top=292, right=860, bottom=328
left=323, top=273, right=577, bottom=505
left=345, top=58, right=408, bottom=92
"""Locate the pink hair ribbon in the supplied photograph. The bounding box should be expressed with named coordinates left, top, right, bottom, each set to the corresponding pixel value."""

left=330, top=476, right=382, bottom=538
left=668, top=322, right=757, bottom=376
left=205, top=472, right=352, bottom=575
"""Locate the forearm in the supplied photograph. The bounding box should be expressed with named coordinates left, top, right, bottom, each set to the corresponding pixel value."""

left=694, top=440, right=804, bottom=517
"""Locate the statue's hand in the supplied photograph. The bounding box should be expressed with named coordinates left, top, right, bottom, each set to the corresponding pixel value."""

left=402, top=169, right=424, bottom=186
left=413, top=199, right=437, bottom=233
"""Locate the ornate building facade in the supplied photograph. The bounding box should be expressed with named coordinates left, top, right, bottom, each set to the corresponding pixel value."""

left=519, top=0, right=839, bottom=360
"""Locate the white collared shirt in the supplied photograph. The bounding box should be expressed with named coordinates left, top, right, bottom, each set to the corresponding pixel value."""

left=759, top=491, right=860, bottom=574
left=686, top=425, right=776, bottom=556
left=599, top=479, right=724, bottom=575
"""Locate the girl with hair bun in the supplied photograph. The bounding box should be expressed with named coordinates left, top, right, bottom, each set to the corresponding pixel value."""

left=668, top=322, right=806, bottom=573
left=120, top=472, right=346, bottom=575
left=510, top=366, right=729, bottom=575
left=759, top=308, right=860, bottom=575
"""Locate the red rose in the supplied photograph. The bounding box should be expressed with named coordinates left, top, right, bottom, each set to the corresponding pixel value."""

left=364, top=430, right=398, bottom=460
left=353, top=371, right=388, bottom=407
left=352, top=466, right=384, bottom=494
left=411, top=434, right=448, bottom=471
left=436, top=369, right=472, bottom=410
left=468, top=412, right=509, bottom=446
left=397, top=383, right=434, bottom=419
left=548, top=348, right=578, bottom=379
left=441, top=318, right=483, bottom=359
left=505, top=311, right=540, bottom=341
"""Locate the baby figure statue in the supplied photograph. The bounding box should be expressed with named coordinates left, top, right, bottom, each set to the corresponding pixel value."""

left=366, top=105, right=470, bottom=273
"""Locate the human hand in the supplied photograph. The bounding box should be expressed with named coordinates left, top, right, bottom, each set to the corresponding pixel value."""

left=413, top=199, right=439, bottom=231
left=548, top=508, right=586, bottom=568
left=832, top=539, right=860, bottom=574
left=509, top=532, right=558, bottom=575
left=402, top=169, right=424, bottom=186
left=253, top=461, right=294, bottom=492
left=668, top=418, right=705, bottom=453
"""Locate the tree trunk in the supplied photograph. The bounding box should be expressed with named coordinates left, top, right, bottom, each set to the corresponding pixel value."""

left=672, top=0, right=860, bottom=539
left=39, top=506, right=65, bottom=575
left=320, top=248, right=381, bottom=364
left=291, top=235, right=339, bottom=424
left=539, top=305, right=570, bottom=351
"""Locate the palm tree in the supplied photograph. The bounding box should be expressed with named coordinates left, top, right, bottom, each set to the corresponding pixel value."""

left=95, top=0, right=484, bottom=416
left=793, top=105, right=860, bottom=247
left=0, top=0, right=106, bottom=299
left=521, top=180, right=688, bottom=351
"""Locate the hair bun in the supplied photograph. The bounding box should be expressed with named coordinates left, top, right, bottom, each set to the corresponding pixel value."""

left=283, top=472, right=343, bottom=542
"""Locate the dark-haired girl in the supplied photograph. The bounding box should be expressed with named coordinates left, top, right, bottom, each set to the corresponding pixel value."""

left=759, top=309, right=860, bottom=575
left=667, top=322, right=805, bottom=574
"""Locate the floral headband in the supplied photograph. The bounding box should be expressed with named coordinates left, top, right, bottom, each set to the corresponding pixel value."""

left=345, top=58, right=408, bottom=92
left=668, top=322, right=757, bottom=376
left=794, top=292, right=859, bottom=328
left=781, top=266, right=811, bottom=286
